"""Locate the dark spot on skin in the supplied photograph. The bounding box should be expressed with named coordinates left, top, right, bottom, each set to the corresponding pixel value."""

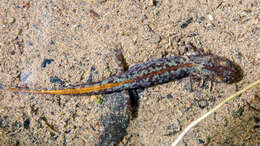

left=253, top=117, right=260, bottom=123
left=253, top=125, right=260, bottom=129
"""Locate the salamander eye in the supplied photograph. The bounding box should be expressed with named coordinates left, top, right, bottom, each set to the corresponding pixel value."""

left=215, top=76, right=223, bottom=82
left=221, top=77, right=230, bottom=83
left=225, top=60, right=233, bottom=67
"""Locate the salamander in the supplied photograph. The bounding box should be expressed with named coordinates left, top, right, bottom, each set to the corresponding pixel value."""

left=7, top=45, right=242, bottom=95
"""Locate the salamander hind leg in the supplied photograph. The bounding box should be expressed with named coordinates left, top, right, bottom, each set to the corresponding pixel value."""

left=184, top=42, right=206, bottom=55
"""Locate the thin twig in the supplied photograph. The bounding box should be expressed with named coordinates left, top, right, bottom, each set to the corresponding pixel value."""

left=172, top=79, right=260, bottom=146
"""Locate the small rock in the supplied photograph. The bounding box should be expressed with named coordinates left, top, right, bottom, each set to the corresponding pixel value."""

left=181, top=17, right=193, bottom=29
left=12, top=121, right=21, bottom=131
left=197, top=100, right=209, bottom=109
left=152, top=34, right=161, bottom=43
left=244, top=9, right=252, bottom=14
left=41, top=59, right=54, bottom=68
left=205, top=23, right=215, bottom=29
left=104, top=24, right=110, bottom=30
left=50, top=40, right=55, bottom=45
left=163, top=131, right=178, bottom=136
left=28, top=41, right=33, bottom=46
left=167, top=94, right=173, bottom=99
left=207, top=15, right=214, bottom=21
left=50, top=76, right=65, bottom=85
left=89, top=9, right=100, bottom=18
left=7, top=17, right=15, bottom=24
left=199, top=139, right=205, bottom=144
left=50, top=132, right=58, bottom=141
left=97, top=97, right=103, bottom=105
left=23, top=118, right=30, bottom=129
left=20, top=71, right=31, bottom=83
left=141, top=15, right=148, bottom=22
left=232, top=107, right=244, bottom=118
left=197, top=16, right=205, bottom=23
left=166, top=124, right=173, bottom=130
left=150, top=0, right=159, bottom=6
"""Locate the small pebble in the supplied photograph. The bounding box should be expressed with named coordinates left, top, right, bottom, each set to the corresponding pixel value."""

left=104, top=24, right=110, bottom=30
left=205, top=23, right=215, bottom=29
left=163, top=131, right=178, bottom=136
left=185, top=107, right=190, bottom=112
left=84, top=134, right=89, bottom=139
left=65, top=130, right=71, bottom=134
left=141, top=15, right=148, bottom=22
left=232, top=107, right=244, bottom=118
left=89, top=9, right=100, bottom=18
left=197, top=16, right=205, bottom=23
left=152, top=34, right=161, bottom=43
left=181, top=17, right=193, bottom=29
left=12, top=121, right=21, bottom=130
left=28, top=41, right=33, bottom=46
left=207, top=15, right=214, bottom=21
left=50, top=76, right=65, bottom=85
left=23, top=118, right=30, bottom=129
left=198, top=100, right=209, bottom=109
left=167, top=94, right=173, bottom=99
left=50, top=40, right=55, bottom=45
left=199, top=139, right=205, bottom=144
left=41, top=59, right=54, bottom=68
left=166, top=124, right=173, bottom=130
left=0, top=83, right=3, bottom=89
left=150, top=0, right=159, bottom=6
left=7, top=17, right=15, bottom=24
left=97, top=97, right=103, bottom=104
left=50, top=132, right=58, bottom=141
left=21, top=71, right=31, bottom=83
left=244, top=9, right=252, bottom=14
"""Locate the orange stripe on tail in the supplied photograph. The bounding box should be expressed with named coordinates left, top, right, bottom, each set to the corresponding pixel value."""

left=8, top=79, right=132, bottom=95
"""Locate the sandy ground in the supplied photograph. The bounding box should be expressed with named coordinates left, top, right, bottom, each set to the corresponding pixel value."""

left=0, top=0, right=259, bottom=145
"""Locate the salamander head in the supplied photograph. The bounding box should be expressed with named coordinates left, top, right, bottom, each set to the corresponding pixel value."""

left=189, top=53, right=243, bottom=84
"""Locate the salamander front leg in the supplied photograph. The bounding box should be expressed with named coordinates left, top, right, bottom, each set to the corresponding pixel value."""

left=189, top=75, right=194, bottom=92
left=112, top=44, right=128, bottom=75
left=184, top=41, right=206, bottom=55
left=87, top=66, right=96, bottom=83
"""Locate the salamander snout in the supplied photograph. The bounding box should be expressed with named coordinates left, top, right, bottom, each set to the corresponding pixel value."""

left=191, top=54, right=243, bottom=84
left=206, top=56, right=243, bottom=84
left=215, top=59, right=243, bottom=84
